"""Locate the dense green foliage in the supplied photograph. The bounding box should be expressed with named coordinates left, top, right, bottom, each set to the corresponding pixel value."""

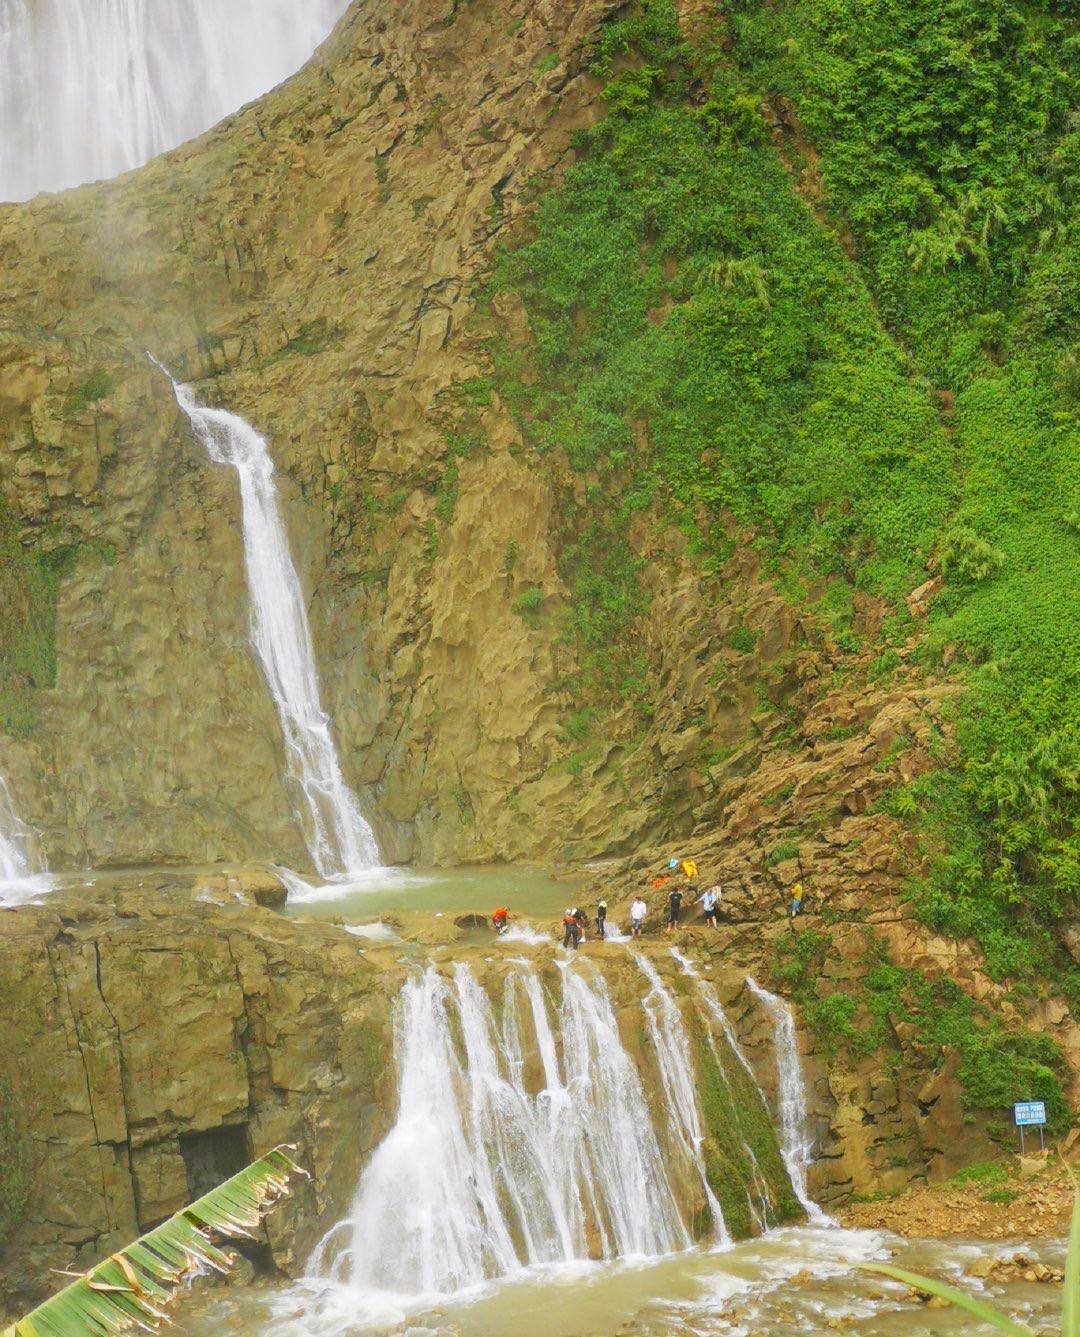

left=494, top=0, right=1077, bottom=988
left=771, top=930, right=1068, bottom=1125
left=729, top=0, right=1079, bottom=988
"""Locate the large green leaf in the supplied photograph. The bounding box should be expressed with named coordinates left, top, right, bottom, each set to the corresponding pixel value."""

left=858, top=1262, right=1037, bottom=1336
left=2, top=1145, right=305, bottom=1336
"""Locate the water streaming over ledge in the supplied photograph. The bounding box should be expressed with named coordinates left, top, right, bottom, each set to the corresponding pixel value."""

left=746, top=976, right=834, bottom=1226
left=0, top=0, right=349, bottom=201
left=635, top=954, right=728, bottom=1243
left=0, top=773, right=51, bottom=906
left=161, top=367, right=380, bottom=880
left=292, top=962, right=698, bottom=1332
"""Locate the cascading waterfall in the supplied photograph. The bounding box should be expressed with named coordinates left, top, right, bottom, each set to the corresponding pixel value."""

left=634, top=954, right=728, bottom=1243
left=297, top=962, right=691, bottom=1329
left=747, top=976, right=833, bottom=1226
left=161, top=367, right=380, bottom=880
left=0, top=773, right=50, bottom=906
left=670, top=948, right=779, bottom=1232
left=0, top=0, right=350, bottom=201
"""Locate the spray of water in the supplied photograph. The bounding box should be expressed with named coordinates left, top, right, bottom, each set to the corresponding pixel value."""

left=295, top=962, right=691, bottom=1330
left=0, top=774, right=51, bottom=906
left=747, top=976, right=833, bottom=1226
left=0, top=0, right=349, bottom=201
left=157, top=363, right=380, bottom=880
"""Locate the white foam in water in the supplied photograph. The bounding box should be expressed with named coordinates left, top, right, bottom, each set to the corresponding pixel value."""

left=746, top=977, right=833, bottom=1226
left=634, top=955, right=728, bottom=1244
left=0, top=0, right=349, bottom=201
left=0, top=774, right=51, bottom=906
left=158, top=365, right=381, bottom=884
left=667, top=1225, right=886, bottom=1333
left=288, top=962, right=691, bottom=1332
left=498, top=920, right=551, bottom=945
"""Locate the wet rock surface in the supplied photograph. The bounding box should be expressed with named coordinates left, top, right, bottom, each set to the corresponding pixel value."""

left=0, top=874, right=799, bottom=1312
left=0, top=875, right=402, bottom=1310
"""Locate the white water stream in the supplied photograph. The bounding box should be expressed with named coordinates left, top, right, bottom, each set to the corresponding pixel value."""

left=162, top=369, right=380, bottom=881
left=747, top=976, right=833, bottom=1226
left=0, top=773, right=50, bottom=905
left=0, top=0, right=349, bottom=201
left=292, top=962, right=692, bottom=1332
left=635, top=954, right=728, bottom=1243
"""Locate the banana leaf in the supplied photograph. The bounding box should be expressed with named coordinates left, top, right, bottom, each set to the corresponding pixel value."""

left=858, top=1261, right=1037, bottom=1336
left=2, top=1145, right=306, bottom=1337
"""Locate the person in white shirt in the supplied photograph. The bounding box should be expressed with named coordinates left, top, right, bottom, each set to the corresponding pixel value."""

left=696, top=883, right=722, bottom=929
left=630, top=895, right=647, bottom=938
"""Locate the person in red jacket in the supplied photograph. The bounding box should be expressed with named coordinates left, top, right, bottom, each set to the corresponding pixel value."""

left=491, top=906, right=510, bottom=934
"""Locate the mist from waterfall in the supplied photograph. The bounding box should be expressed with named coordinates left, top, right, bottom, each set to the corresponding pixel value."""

left=0, top=773, right=50, bottom=905
left=162, top=369, right=380, bottom=881
left=294, top=963, right=693, bottom=1331
left=0, top=0, right=349, bottom=201
left=747, top=976, right=833, bottom=1226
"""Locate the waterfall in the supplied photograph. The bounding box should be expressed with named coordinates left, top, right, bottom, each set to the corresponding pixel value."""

left=634, top=954, right=728, bottom=1243
left=670, top=949, right=779, bottom=1232
left=746, top=977, right=833, bottom=1226
left=161, top=368, right=380, bottom=880
left=299, top=963, right=690, bottom=1327
left=0, top=773, right=50, bottom=906
left=0, top=0, right=349, bottom=201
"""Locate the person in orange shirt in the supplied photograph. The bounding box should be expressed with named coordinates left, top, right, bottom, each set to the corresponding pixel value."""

left=491, top=906, right=510, bottom=934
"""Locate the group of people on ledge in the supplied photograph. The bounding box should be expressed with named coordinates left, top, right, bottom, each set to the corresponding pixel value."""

left=490, top=854, right=807, bottom=948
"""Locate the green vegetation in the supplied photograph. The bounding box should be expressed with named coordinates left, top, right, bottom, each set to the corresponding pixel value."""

left=951, top=1160, right=1009, bottom=1188
left=0, top=508, right=69, bottom=736
left=693, top=1012, right=800, bottom=1234
left=727, top=0, right=1079, bottom=992
left=64, top=367, right=113, bottom=417
left=771, top=933, right=1069, bottom=1125
left=493, top=0, right=1077, bottom=993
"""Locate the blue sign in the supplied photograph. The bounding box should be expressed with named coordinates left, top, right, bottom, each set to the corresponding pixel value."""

left=1014, top=1101, right=1047, bottom=1127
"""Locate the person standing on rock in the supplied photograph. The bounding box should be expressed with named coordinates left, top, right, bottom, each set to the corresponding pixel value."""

left=789, top=881, right=806, bottom=920
left=631, top=894, right=647, bottom=938
left=596, top=897, right=608, bottom=939
left=562, top=907, right=581, bottom=950
left=696, top=882, right=721, bottom=929
left=664, top=882, right=684, bottom=935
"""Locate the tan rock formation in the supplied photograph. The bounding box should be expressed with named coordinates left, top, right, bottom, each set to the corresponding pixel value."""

left=0, top=0, right=616, bottom=868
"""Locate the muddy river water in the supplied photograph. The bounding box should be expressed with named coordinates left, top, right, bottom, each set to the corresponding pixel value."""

left=177, top=1226, right=1064, bottom=1335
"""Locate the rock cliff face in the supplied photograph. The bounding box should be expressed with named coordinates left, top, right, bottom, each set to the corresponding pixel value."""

left=0, top=0, right=616, bottom=869
left=0, top=874, right=398, bottom=1310
left=0, top=879, right=807, bottom=1312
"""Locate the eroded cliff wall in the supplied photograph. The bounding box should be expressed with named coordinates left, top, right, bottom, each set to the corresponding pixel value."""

left=0, top=0, right=618, bottom=868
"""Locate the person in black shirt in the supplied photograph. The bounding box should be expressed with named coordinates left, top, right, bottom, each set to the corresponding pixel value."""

left=664, top=885, right=683, bottom=935
left=595, top=898, right=608, bottom=939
